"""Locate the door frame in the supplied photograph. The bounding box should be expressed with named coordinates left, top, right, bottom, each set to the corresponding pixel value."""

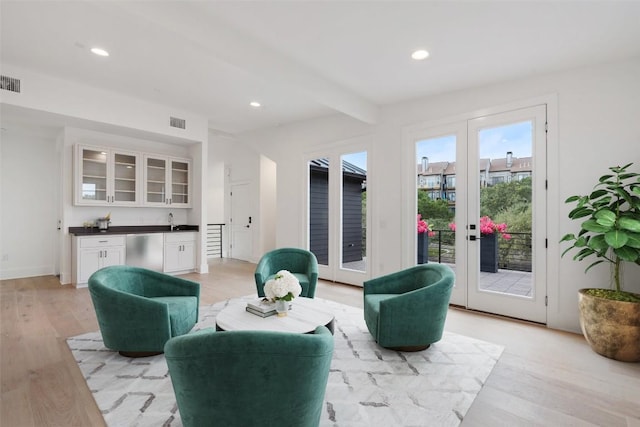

left=402, top=95, right=559, bottom=322
left=303, top=135, right=373, bottom=286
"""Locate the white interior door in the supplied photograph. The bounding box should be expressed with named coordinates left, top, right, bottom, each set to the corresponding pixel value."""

left=230, top=182, right=252, bottom=261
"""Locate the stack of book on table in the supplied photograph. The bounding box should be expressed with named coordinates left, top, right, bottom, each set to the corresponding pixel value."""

left=246, top=298, right=276, bottom=317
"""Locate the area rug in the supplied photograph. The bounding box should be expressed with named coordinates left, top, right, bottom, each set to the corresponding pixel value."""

left=67, top=296, right=503, bottom=427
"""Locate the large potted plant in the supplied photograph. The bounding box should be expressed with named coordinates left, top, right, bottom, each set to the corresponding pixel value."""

left=561, top=163, right=640, bottom=362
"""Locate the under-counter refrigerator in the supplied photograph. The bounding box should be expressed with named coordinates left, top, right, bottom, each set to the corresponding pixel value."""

left=125, top=233, right=164, bottom=271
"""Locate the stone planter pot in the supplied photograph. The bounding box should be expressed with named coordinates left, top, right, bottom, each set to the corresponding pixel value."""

left=480, top=233, right=498, bottom=273
left=417, top=233, right=429, bottom=264
left=578, top=289, right=640, bottom=362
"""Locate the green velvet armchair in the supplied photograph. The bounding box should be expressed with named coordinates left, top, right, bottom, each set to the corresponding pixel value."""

left=164, top=326, right=334, bottom=427
left=255, top=247, right=319, bottom=298
left=88, top=265, right=200, bottom=357
left=363, top=263, right=454, bottom=351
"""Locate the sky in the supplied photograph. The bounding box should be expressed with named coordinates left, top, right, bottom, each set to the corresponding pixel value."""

left=417, top=120, right=533, bottom=163
left=342, top=151, right=368, bottom=171
left=330, top=120, right=533, bottom=172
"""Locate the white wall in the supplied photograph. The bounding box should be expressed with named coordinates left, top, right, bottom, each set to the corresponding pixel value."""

left=0, top=124, right=58, bottom=279
left=259, top=155, right=277, bottom=253
left=235, top=58, right=640, bottom=333
left=1, top=64, right=208, bottom=143
left=207, top=132, right=264, bottom=262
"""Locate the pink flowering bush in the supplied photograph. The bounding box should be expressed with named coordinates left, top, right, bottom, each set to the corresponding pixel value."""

left=448, top=216, right=511, bottom=239
left=417, top=214, right=436, bottom=237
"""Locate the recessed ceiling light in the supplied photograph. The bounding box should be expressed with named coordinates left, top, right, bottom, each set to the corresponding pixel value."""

left=411, top=49, right=430, bottom=60
left=91, top=47, right=109, bottom=57
left=250, top=101, right=261, bottom=108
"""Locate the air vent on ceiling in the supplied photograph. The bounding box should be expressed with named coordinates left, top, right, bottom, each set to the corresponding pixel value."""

left=1, top=75, right=21, bottom=93
left=170, top=116, right=186, bottom=129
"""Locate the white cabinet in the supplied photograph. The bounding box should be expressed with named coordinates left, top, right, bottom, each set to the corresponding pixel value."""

left=144, top=155, right=191, bottom=208
left=164, top=232, right=196, bottom=273
left=72, top=235, right=126, bottom=287
left=75, top=145, right=140, bottom=206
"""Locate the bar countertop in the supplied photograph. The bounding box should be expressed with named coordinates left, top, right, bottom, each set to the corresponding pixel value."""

left=68, top=225, right=199, bottom=236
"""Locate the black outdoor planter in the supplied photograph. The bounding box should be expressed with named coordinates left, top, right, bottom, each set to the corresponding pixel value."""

left=417, top=233, right=429, bottom=264
left=480, top=233, right=498, bottom=273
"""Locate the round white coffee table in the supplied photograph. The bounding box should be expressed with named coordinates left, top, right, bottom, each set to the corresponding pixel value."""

left=215, top=297, right=335, bottom=334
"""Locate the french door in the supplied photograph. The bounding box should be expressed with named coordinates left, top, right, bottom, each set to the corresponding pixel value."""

left=306, top=145, right=369, bottom=286
left=411, top=105, right=547, bottom=323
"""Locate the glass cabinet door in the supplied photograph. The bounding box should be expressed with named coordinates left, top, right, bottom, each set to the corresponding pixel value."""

left=170, top=159, right=190, bottom=205
left=80, top=148, right=108, bottom=202
left=146, top=157, right=167, bottom=204
left=113, top=152, right=137, bottom=203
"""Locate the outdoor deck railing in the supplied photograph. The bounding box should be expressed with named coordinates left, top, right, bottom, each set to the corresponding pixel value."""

left=427, top=229, right=532, bottom=272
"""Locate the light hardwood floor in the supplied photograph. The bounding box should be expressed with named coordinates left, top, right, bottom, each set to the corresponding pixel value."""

left=1, top=258, right=639, bottom=426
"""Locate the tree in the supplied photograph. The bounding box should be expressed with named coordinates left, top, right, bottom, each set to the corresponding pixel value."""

left=417, top=191, right=453, bottom=228
left=481, top=177, right=532, bottom=220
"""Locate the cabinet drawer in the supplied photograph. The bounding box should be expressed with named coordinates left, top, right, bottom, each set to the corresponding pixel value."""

left=79, top=235, right=126, bottom=248
left=165, top=232, right=197, bottom=243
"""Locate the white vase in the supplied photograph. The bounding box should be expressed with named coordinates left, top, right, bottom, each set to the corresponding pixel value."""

left=275, top=299, right=290, bottom=317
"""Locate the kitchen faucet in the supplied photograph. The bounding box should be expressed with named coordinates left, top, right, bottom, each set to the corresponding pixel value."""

left=169, top=212, right=175, bottom=231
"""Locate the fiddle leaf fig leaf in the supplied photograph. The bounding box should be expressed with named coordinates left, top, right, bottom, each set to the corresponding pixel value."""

left=604, top=230, right=628, bottom=249
left=619, top=217, right=640, bottom=232
left=624, top=232, right=640, bottom=249
left=618, top=172, right=639, bottom=180
left=594, top=209, right=616, bottom=227
left=565, top=195, right=581, bottom=203
left=574, top=247, right=595, bottom=261
left=574, top=236, right=588, bottom=247
left=568, top=206, right=593, bottom=219
left=587, top=235, right=608, bottom=251
left=584, top=260, right=605, bottom=274
left=560, top=233, right=576, bottom=242
left=589, top=189, right=608, bottom=200
left=615, top=245, right=639, bottom=262
left=581, top=219, right=609, bottom=233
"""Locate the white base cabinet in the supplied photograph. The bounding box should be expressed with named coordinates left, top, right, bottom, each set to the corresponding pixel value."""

left=164, top=232, right=197, bottom=273
left=72, top=235, right=126, bottom=287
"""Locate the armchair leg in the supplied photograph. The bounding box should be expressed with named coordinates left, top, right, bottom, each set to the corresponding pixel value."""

left=119, top=350, right=163, bottom=358
left=386, top=344, right=430, bottom=352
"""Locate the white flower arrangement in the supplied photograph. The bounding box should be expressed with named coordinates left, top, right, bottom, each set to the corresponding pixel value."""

left=264, top=270, right=302, bottom=302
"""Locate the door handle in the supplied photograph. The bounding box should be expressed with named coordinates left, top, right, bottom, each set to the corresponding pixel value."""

left=469, top=235, right=477, bottom=241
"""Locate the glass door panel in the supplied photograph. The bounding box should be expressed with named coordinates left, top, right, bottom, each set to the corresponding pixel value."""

left=146, top=157, right=166, bottom=204
left=81, top=148, right=107, bottom=202
left=415, top=132, right=463, bottom=305
left=416, top=135, right=457, bottom=263
left=340, top=152, right=367, bottom=273
left=171, top=160, right=190, bottom=205
left=113, top=153, right=137, bottom=203
left=308, top=158, right=329, bottom=267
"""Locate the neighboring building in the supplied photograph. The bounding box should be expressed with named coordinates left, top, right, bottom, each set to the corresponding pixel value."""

left=417, top=152, right=532, bottom=206
left=309, top=159, right=367, bottom=265
left=488, top=151, right=533, bottom=185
